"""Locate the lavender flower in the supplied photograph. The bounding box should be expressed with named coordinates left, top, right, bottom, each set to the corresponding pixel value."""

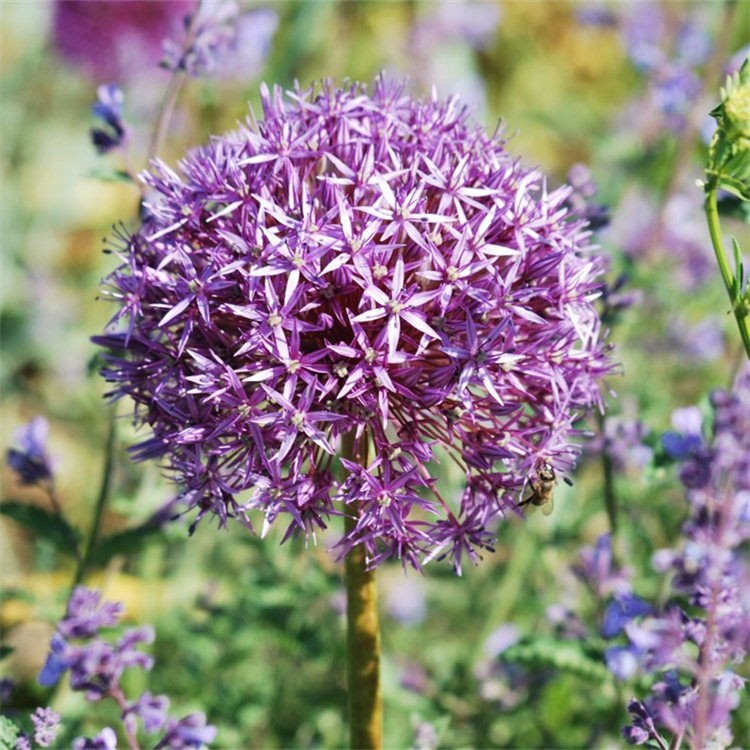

left=623, top=370, right=750, bottom=749
left=575, top=533, right=633, bottom=599
left=73, top=727, right=118, bottom=750
left=94, top=77, right=613, bottom=572
left=38, top=587, right=216, bottom=750
left=155, top=713, right=217, bottom=750
left=30, top=709, right=60, bottom=748
left=162, top=1, right=277, bottom=80
left=91, top=84, right=128, bottom=155
left=52, top=1, right=191, bottom=81
left=6, top=417, right=53, bottom=486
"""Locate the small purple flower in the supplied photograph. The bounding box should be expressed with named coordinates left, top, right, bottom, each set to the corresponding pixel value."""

left=623, top=698, right=667, bottom=747
left=601, top=594, right=652, bottom=639
left=662, top=406, right=704, bottom=460
left=91, top=84, right=128, bottom=154
left=73, top=727, right=118, bottom=750
left=575, top=533, right=633, bottom=598
left=59, top=587, right=123, bottom=639
left=606, top=644, right=642, bottom=681
left=30, top=708, right=61, bottom=748
left=94, top=76, right=614, bottom=572
left=38, top=633, right=69, bottom=687
left=7, top=417, right=53, bottom=486
left=162, top=2, right=277, bottom=80
left=126, top=691, right=170, bottom=734
left=155, top=712, right=217, bottom=750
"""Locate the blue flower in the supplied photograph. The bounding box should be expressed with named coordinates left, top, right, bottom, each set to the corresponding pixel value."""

left=38, top=633, right=69, bottom=687
left=602, top=594, right=652, bottom=638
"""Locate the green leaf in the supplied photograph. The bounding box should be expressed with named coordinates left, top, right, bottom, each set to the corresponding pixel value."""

left=714, top=172, right=750, bottom=201
left=89, top=522, right=165, bottom=567
left=0, top=645, right=14, bottom=660
left=0, top=716, right=19, bottom=750
left=502, top=636, right=613, bottom=683
left=0, top=502, right=79, bottom=556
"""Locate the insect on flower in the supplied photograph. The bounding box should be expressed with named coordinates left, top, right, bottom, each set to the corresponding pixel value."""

left=519, top=463, right=557, bottom=516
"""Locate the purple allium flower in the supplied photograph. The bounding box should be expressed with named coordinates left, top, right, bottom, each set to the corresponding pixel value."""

left=623, top=369, right=750, bottom=749
left=91, top=84, right=128, bottom=155
left=94, top=77, right=614, bottom=572
left=52, top=1, right=192, bottom=82
left=30, top=708, right=60, bottom=748
left=15, top=736, right=32, bottom=750
left=7, top=417, right=53, bottom=486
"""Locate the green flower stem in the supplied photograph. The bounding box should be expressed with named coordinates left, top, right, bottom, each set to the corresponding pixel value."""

left=73, top=414, right=117, bottom=589
left=341, top=432, right=383, bottom=750
left=705, top=183, right=750, bottom=362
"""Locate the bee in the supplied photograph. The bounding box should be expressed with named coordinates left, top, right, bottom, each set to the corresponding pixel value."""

left=519, top=463, right=556, bottom=516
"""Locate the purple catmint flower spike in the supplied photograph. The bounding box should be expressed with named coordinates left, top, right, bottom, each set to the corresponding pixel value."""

left=623, top=369, right=750, bottom=749
left=30, top=708, right=61, bottom=748
left=94, top=76, right=614, bottom=572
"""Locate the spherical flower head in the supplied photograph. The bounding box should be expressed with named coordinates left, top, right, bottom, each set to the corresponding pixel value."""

left=94, top=77, right=614, bottom=573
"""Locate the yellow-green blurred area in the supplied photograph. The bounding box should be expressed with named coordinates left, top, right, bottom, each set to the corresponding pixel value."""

left=1, top=1, right=749, bottom=748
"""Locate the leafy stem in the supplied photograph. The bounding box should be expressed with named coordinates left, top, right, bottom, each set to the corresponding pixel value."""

left=704, top=179, right=750, bottom=362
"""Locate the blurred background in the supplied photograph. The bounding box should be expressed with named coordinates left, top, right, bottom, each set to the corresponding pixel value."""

left=1, top=1, right=749, bottom=748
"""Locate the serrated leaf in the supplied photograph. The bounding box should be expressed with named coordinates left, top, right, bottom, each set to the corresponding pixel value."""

left=0, top=502, right=79, bottom=556
left=0, top=716, right=19, bottom=750
left=502, top=636, right=613, bottom=682
left=89, top=522, right=166, bottom=566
